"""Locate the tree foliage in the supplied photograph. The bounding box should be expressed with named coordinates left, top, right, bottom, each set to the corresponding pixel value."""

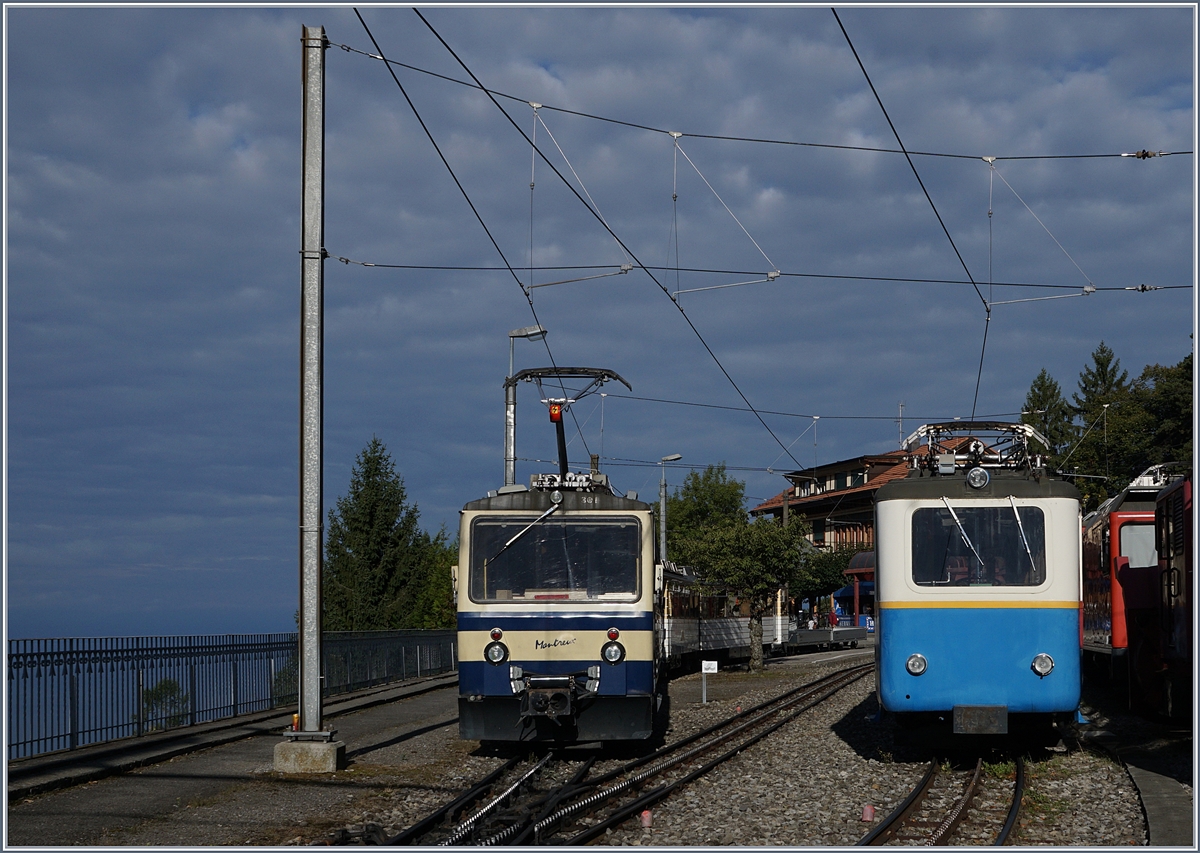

left=1024, top=343, right=1192, bottom=511
left=1021, top=368, right=1073, bottom=463
left=663, top=463, right=746, bottom=555
left=674, top=517, right=809, bottom=671
left=666, top=465, right=817, bottom=671
left=800, top=546, right=859, bottom=601
left=323, top=437, right=454, bottom=631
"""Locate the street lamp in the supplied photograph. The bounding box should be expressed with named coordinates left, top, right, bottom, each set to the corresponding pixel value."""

left=505, top=325, right=548, bottom=486
left=508, top=324, right=547, bottom=377
left=659, top=453, right=682, bottom=564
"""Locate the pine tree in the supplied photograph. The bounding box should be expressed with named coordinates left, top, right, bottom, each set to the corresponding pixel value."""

left=323, top=437, right=432, bottom=631
left=1021, top=368, right=1073, bottom=463
left=1071, top=341, right=1129, bottom=417
left=1064, top=342, right=1134, bottom=509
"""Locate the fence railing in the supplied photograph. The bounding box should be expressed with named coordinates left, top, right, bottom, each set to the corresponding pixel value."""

left=7, top=630, right=456, bottom=761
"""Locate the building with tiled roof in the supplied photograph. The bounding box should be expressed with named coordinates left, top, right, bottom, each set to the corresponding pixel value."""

left=749, top=449, right=911, bottom=551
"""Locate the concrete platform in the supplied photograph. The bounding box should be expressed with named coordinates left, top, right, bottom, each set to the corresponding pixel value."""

left=7, top=671, right=457, bottom=801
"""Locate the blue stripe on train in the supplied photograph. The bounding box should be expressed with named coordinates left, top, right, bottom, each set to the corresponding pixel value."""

left=459, top=659, right=654, bottom=696
left=878, top=606, right=1080, bottom=713
left=457, top=612, right=653, bottom=633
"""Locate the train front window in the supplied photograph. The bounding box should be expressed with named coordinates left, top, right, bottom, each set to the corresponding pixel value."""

left=1119, top=522, right=1156, bottom=569
left=911, top=505, right=1046, bottom=586
left=469, top=516, right=640, bottom=602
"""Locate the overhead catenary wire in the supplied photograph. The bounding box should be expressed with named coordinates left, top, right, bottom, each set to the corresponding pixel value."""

left=835, top=4, right=993, bottom=424
left=353, top=9, right=593, bottom=461
left=411, top=7, right=808, bottom=470
left=673, top=139, right=778, bottom=273
left=325, top=255, right=1189, bottom=293
left=990, top=163, right=1094, bottom=289
left=327, top=38, right=1190, bottom=162
left=534, top=108, right=632, bottom=269
left=600, top=390, right=1021, bottom=422
left=337, top=14, right=1184, bottom=476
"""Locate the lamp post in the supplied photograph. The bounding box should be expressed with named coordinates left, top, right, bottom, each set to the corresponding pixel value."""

left=659, top=453, right=682, bottom=564
left=505, top=325, right=547, bottom=486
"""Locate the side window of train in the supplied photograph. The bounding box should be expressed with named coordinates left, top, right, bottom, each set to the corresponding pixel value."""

left=910, top=506, right=1047, bottom=587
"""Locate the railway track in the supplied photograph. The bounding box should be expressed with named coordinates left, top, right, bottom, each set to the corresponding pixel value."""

left=319, top=662, right=873, bottom=846
left=857, top=755, right=1025, bottom=846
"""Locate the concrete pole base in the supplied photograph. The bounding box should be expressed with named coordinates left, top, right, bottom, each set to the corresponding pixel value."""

left=273, top=739, right=346, bottom=773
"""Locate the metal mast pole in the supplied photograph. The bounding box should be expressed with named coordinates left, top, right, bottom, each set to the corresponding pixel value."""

left=504, top=378, right=517, bottom=486
left=298, top=24, right=327, bottom=738
left=659, top=468, right=668, bottom=561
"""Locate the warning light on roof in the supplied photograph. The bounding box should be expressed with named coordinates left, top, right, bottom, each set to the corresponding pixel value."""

left=548, top=404, right=562, bottom=423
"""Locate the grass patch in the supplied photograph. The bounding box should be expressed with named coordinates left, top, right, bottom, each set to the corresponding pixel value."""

left=984, top=759, right=1015, bottom=779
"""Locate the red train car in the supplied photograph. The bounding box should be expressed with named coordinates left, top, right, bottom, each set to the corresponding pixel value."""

left=1152, top=473, right=1192, bottom=720
left=1081, top=465, right=1183, bottom=704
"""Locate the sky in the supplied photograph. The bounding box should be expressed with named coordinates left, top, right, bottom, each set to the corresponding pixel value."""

left=5, top=4, right=1194, bottom=638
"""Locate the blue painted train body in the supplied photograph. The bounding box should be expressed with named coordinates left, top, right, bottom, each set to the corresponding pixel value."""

left=874, top=423, right=1083, bottom=735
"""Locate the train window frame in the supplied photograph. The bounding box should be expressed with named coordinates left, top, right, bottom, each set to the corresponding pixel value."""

left=467, top=514, right=644, bottom=604
left=909, top=503, right=1048, bottom=588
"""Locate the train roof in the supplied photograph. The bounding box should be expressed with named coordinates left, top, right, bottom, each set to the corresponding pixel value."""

left=463, top=471, right=652, bottom=513
left=875, top=422, right=1079, bottom=502
left=875, top=468, right=1080, bottom=502
left=1086, top=464, right=1187, bottom=519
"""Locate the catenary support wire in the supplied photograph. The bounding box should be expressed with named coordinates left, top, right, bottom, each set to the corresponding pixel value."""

left=327, top=38, right=1190, bottom=162
left=353, top=9, right=590, bottom=461
left=412, top=6, right=806, bottom=470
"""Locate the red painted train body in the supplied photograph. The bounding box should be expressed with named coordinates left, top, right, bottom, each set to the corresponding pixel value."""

left=1082, top=464, right=1190, bottom=717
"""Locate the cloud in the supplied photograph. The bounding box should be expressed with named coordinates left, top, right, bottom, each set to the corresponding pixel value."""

left=6, top=6, right=1193, bottom=637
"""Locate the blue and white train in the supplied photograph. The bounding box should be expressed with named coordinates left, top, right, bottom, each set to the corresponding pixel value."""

left=874, top=422, right=1082, bottom=735
left=454, top=470, right=665, bottom=743
left=452, top=468, right=788, bottom=743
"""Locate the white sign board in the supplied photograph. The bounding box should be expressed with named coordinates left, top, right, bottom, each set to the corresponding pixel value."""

left=701, top=660, right=718, bottom=673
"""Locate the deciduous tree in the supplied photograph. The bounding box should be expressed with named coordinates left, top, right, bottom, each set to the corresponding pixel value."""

left=664, top=463, right=746, bottom=557
left=675, top=517, right=809, bottom=672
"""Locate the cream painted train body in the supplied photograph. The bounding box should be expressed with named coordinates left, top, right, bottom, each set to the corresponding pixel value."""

left=454, top=472, right=665, bottom=743
left=453, top=470, right=780, bottom=743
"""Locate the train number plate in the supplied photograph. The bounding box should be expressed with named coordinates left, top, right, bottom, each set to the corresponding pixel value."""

left=953, top=705, right=1008, bottom=734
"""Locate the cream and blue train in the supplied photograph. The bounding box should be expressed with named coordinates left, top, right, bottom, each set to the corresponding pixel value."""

left=874, top=422, right=1082, bottom=735
left=454, top=471, right=664, bottom=742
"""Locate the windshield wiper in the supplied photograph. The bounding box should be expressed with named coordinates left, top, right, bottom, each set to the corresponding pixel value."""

left=485, top=503, right=560, bottom=566
left=941, top=497, right=985, bottom=570
left=1009, top=495, right=1038, bottom=573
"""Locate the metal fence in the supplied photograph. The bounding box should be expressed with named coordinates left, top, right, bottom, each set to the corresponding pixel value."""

left=7, top=630, right=456, bottom=761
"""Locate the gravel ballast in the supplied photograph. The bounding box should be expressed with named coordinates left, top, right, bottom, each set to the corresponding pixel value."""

left=6, top=649, right=1175, bottom=846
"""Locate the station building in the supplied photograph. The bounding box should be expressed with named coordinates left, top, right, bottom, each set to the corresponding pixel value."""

left=750, top=449, right=914, bottom=628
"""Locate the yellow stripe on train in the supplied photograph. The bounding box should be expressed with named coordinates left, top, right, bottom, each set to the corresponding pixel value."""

left=461, top=630, right=654, bottom=661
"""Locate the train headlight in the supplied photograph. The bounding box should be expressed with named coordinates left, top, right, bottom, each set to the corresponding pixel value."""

left=966, top=467, right=990, bottom=489
left=1031, top=653, right=1054, bottom=677
left=601, top=641, right=626, bottom=665
left=905, top=653, right=928, bottom=676
left=484, top=641, right=509, bottom=665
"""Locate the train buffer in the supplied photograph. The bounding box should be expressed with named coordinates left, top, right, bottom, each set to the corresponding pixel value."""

left=789, top=626, right=867, bottom=650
